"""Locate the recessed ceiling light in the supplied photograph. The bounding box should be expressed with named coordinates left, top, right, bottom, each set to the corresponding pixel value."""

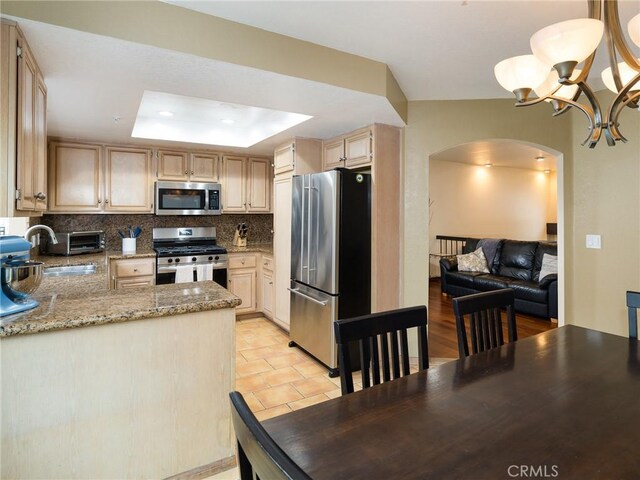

left=484, top=163, right=493, bottom=168
left=158, top=111, right=174, bottom=117
left=544, top=169, right=551, bottom=174
left=535, top=156, right=545, bottom=162
left=133, top=91, right=312, bottom=148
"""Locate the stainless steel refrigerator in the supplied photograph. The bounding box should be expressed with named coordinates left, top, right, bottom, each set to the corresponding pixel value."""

left=289, top=169, right=371, bottom=376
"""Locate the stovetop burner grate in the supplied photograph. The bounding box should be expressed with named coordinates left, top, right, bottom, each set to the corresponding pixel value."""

left=154, top=246, right=227, bottom=256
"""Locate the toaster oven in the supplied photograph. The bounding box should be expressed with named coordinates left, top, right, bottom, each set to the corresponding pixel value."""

left=44, top=231, right=106, bottom=256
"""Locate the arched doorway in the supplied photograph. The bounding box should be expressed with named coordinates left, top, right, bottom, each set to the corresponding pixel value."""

left=426, top=139, right=565, bottom=358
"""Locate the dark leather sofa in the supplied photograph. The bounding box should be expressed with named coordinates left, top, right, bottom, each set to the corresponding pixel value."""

left=440, top=238, right=558, bottom=319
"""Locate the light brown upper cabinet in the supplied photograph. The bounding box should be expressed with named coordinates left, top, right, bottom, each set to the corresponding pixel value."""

left=247, top=158, right=271, bottom=212
left=48, top=142, right=153, bottom=213
left=104, top=147, right=153, bottom=212
left=157, top=150, right=219, bottom=183
left=274, top=138, right=322, bottom=177
left=273, top=142, right=294, bottom=175
left=48, top=142, right=102, bottom=213
left=1, top=21, right=48, bottom=216
left=322, top=127, right=373, bottom=171
left=222, top=156, right=271, bottom=213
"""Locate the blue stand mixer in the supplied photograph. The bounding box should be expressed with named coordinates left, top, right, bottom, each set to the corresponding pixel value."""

left=0, top=236, right=45, bottom=317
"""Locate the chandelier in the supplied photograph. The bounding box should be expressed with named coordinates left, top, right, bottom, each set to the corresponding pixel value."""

left=494, top=0, right=640, bottom=148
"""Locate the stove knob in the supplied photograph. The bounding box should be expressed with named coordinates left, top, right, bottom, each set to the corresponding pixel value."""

left=192, top=257, right=197, bottom=262
left=214, top=256, right=219, bottom=261
left=168, top=258, right=173, bottom=263
left=175, top=258, right=180, bottom=263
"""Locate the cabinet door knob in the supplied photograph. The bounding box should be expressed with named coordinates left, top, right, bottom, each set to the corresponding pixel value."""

left=35, top=192, right=46, bottom=200
left=105, top=199, right=109, bottom=204
left=133, top=268, right=138, bottom=272
left=184, top=170, right=188, bottom=174
left=98, top=199, right=102, bottom=205
left=191, top=171, right=194, bottom=175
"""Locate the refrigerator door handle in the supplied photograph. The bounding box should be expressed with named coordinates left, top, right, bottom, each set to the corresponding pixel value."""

left=287, top=287, right=328, bottom=307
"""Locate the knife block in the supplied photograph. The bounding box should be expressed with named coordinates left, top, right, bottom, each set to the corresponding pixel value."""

left=233, top=230, right=247, bottom=247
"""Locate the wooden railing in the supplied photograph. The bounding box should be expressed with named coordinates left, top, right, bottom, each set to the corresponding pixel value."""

left=433, top=235, right=467, bottom=256
left=429, top=235, right=468, bottom=278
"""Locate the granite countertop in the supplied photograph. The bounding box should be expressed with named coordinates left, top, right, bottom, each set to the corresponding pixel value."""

left=1, top=250, right=241, bottom=338
left=224, top=243, right=273, bottom=255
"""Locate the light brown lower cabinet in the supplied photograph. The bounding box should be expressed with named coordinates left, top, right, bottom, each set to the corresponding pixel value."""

left=260, top=254, right=274, bottom=319
left=227, top=253, right=258, bottom=314
left=109, top=257, right=155, bottom=290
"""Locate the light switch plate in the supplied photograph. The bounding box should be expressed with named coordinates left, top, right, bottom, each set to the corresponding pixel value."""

left=586, top=234, right=601, bottom=249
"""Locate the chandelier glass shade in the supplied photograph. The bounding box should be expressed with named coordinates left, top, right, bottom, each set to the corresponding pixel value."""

left=494, top=0, right=640, bottom=148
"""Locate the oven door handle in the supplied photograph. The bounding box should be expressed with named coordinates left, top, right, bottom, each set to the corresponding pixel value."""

left=158, top=265, right=194, bottom=273
left=157, top=264, right=228, bottom=273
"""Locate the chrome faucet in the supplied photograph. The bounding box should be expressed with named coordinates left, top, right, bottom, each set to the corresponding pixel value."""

left=24, top=224, right=58, bottom=247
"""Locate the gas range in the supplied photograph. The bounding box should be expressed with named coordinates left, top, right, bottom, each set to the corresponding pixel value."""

left=152, top=227, right=228, bottom=286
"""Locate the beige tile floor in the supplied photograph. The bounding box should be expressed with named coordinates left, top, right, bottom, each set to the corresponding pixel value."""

left=212, top=317, right=454, bottom=480
left=235, top=316, right=454, bottom=422
left=235, top=317, right=352, bottom=421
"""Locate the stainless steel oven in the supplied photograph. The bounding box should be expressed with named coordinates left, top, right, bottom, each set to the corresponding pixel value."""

left=155, top=258, right=228, bottom=287
left=155, top=181, right=222, bottom=215
left=152, top=227, right=228, bottom=288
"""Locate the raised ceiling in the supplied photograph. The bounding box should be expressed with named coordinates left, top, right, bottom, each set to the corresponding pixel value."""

left=4, top=1, right=639, bottom=157
left=11, top=17, right=403, bottom=155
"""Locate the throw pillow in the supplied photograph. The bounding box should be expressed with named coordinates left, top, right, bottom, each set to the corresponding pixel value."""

left=457, top=248, right=490, bottom=273
left=538, top=253, right=558, bottom=282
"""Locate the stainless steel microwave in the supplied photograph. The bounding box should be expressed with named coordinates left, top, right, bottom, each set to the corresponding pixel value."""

left=155, top=181, right=222, bottom=215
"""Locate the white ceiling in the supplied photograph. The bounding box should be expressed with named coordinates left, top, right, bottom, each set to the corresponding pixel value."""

left=165, top=0, right=640, bottom=100
left=6, top=1, right=640, bottom=158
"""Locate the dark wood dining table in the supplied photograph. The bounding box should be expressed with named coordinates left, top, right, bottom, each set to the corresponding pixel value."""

left=263, top=325, right=640, bottom=479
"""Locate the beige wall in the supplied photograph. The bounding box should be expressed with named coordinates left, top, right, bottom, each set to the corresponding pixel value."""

left=429, top=159, right=554, bottom=239
left=567, top=90, right=640, bottom=336
left=405, top=94, right=639, bottom=338
left=403, top=98, right=572, bottom=325
left=547, top=171, right=558, bottom=224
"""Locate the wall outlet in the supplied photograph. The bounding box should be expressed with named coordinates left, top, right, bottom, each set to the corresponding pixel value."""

left=586, top=234, right=601, bottom=249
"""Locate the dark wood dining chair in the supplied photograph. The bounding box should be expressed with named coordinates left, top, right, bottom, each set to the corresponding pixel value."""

left=333, top=305, right=429, bottom=395
left=627, top=291, right=640, bottom=339
left=229, top=391, right=311, bottom=480
left=453, top=288, right=517, bottom=358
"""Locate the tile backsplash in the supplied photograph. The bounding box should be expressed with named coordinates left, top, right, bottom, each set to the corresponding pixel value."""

left=37, top=214, right=273, bottom=250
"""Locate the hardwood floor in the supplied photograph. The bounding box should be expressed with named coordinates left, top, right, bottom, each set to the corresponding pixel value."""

left=427, top=278, right=557, bottom=358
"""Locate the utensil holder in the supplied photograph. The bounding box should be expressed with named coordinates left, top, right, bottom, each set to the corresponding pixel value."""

left=122, top=238, right=136, bottom=255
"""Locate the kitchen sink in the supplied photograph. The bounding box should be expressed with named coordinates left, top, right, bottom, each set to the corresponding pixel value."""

left=43, top=264, right=97, bottom=277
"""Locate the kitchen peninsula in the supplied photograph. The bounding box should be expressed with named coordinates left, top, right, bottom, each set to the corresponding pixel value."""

left=0, top=251, right=241, bottom=479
